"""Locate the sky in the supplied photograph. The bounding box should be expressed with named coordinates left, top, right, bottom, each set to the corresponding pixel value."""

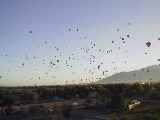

left=0, top=0, right=160, bottom=86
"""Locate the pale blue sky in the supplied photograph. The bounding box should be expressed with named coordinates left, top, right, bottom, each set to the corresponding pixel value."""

left=0, top=0, right=160, bottom=86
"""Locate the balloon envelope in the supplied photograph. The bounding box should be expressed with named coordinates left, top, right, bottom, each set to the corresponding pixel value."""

left=146, top=42, right=151, bottom=47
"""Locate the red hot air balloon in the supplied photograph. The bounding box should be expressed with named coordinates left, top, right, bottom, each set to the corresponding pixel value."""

left=146, top=42, right=151, bottom=47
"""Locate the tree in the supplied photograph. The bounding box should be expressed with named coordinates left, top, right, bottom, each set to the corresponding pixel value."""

left=61, top=104, right=71, bottom=117
left=53, top=103, right=61, bottom=114
left=133, top=83, right=144, bottom=95
left=96, top=87, right=110, bottom=107
left=21, top=92, right=39, bottom=102
left=96, top=87, right=110, bottom=102
left=111, top=94, right=127, bottom=111
left=3, top=95, right=19, bottom=106
left=0, top=89, right=4, bottom=100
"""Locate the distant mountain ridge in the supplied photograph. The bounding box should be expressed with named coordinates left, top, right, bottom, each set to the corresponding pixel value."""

left=95, top=65, right=160, bottom=84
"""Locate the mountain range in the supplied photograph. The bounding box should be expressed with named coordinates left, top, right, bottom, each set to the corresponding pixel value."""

left=95, top=65, right=160, bottom=84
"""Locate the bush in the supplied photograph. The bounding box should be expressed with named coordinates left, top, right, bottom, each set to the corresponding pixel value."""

left=28, top=106, right=40, bottom=114
left=144, top=113, right=160, bottom=120
left=61, top=104, right=71, bottom=117
left=121, top=115, right=130, bottom=120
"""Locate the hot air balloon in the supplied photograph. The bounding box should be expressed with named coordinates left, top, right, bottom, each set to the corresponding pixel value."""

left=146, top=42, right=151, bottom=47
left=98, top=65, right=100, bottom=69
left=30, top=31, right=32, bottom=33
left=158, top=38, right=160, bottom=40
left=127, top=35, right=129, bottom=38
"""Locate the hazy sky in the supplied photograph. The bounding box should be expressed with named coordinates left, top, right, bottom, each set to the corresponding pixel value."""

left=0, top=0, right=160, bottom=86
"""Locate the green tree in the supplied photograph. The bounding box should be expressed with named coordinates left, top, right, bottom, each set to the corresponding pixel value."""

left=61, top=104, right=71, bottom=117
left=111, top=94, right=127, bottom=111
left=96, top=87, right=110, bottom=107
left=133, top=83, right=144, bottom=95
left=0, top=89, right=4, bottom=100
left=21, top=92, right=39, bottom=102
left=53, top=103, right=61, bottom=114
left=3, top=95, right=19, bottom=106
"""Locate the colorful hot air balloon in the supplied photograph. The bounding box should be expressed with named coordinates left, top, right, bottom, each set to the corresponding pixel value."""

left=146, top=42, right=151, bottom=47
